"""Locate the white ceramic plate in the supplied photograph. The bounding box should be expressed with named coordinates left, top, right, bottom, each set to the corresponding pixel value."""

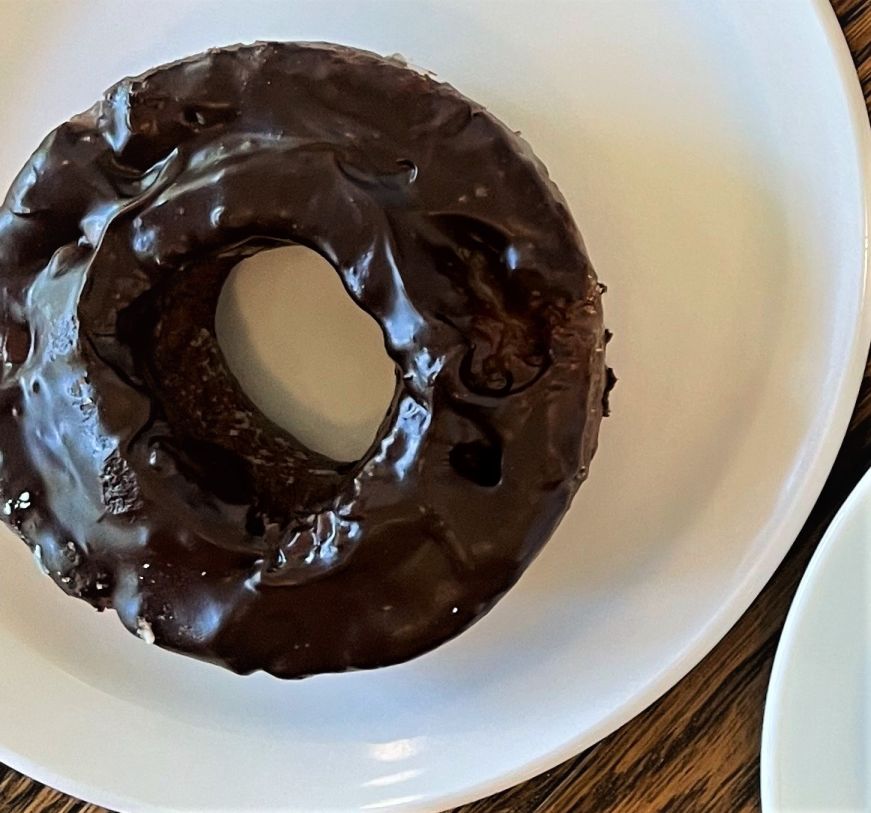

left=1, top=1, right=870, bottom=811
left=761, top=469, right=871, bottom=813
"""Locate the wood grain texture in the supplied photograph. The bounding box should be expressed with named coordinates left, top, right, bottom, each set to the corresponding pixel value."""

left=2, top=2, right=870, bottom=811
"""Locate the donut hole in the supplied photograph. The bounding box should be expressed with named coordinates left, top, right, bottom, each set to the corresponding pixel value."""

left=215, top=245, right=397, bottom=462
left=449, top=440, right=502, bottom=487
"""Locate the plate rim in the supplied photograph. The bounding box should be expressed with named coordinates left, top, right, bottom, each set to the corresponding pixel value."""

left=0, top=0, right=869, bottom=811
left=759, top=467, right=871, bottom=812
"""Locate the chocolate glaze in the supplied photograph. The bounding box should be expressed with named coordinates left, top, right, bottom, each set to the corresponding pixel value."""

left=0, top=43, right=608, bottom=678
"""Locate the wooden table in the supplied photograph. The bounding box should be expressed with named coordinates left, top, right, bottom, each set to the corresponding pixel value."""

left=2, top=2, right=870, bottom=811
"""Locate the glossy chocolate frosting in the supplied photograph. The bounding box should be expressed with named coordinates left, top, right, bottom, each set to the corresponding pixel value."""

left=0, top=42, right=608, bottom=678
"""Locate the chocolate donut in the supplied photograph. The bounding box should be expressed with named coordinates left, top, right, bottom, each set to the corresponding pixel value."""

left=0, top=43, right=609, bottom=678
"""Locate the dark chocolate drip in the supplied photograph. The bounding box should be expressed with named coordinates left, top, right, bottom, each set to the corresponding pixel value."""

left=0, top=43, right=607, bottom=677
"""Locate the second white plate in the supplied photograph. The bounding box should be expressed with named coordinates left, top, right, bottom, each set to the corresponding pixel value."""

left=762, top=468, right=871, bottom=813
